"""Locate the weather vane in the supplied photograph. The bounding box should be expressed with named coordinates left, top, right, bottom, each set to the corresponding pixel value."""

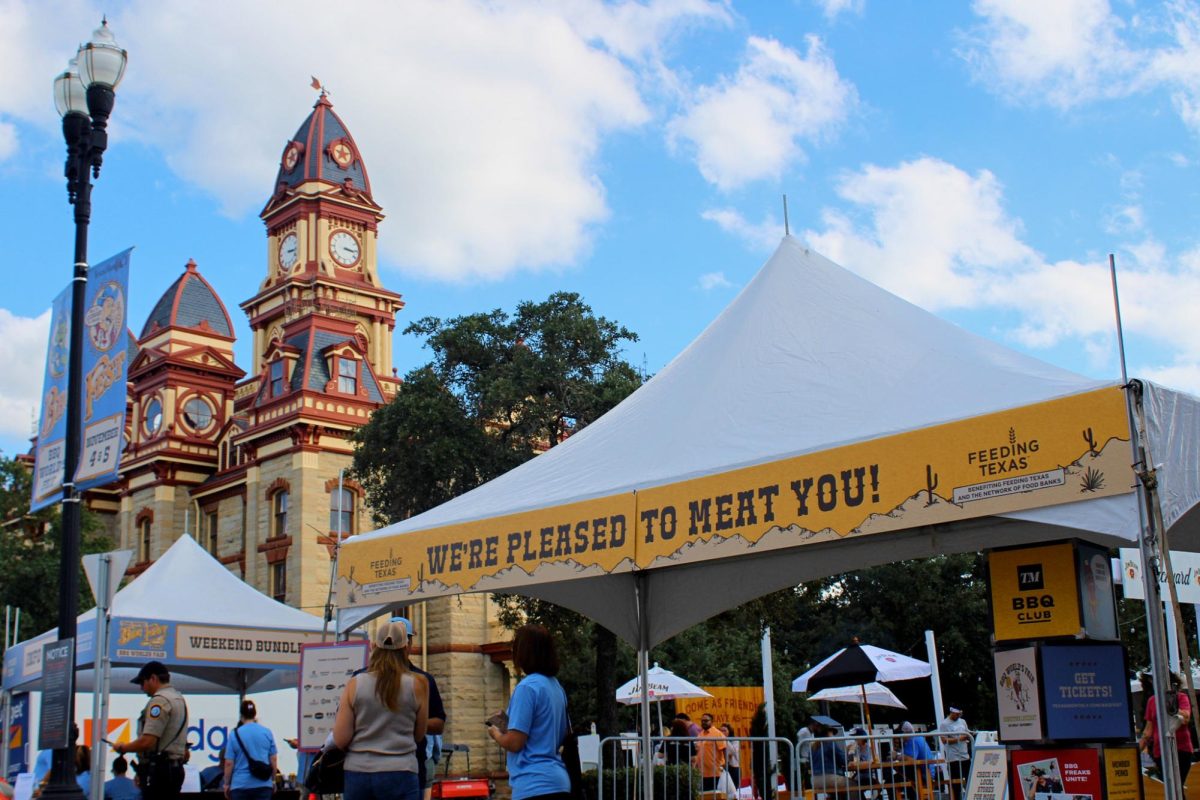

left=311, top=76, right=328, bottom=97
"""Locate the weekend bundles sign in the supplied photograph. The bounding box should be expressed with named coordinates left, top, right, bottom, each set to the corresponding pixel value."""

left=989, top=543, right=1082, bottom=642
left=339, top=388, right=1132, bottom=607
left=175, top=624, right=327, bottom=665
left=1040, top=643, right=1131, bottom=741
left=995, top=646, right=1043, bottom=741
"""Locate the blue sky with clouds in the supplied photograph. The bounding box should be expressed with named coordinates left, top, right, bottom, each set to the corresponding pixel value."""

left=1, top=0, right=1199, bottom=457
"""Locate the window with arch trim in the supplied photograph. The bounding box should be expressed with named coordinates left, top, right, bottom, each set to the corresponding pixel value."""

left=138, top=518, right=151, bottom=562
left=272, top=490, right=289, bottom=537
left=330, top=487, right=355, bottom=536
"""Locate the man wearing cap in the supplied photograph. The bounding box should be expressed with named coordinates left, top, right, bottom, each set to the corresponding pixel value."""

left=937, top=707, right=970, bottom=798
left=115, top=661, right=189, bottom=800
left=392, top=616, right=446, bottom=800
left=797, top=716, right=834, bottom=790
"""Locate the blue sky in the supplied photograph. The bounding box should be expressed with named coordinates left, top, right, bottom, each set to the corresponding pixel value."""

left=2, top=0, right=1199, bottom=457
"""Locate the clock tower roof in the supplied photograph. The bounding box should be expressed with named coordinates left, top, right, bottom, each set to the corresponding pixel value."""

left=272, top=92, right=372, bottom=201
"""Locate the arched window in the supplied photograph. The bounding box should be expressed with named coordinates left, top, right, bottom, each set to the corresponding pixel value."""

left=272, top=490, right=289, bottom=538
left=270, top=560, right=287, bottom=603
left=330, top=488, right=355, bottom=536
left=139, top=517, right=152, bottom=562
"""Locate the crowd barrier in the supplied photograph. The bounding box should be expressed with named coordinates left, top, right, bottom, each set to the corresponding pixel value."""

left=595, top=731, right=970, bottom=800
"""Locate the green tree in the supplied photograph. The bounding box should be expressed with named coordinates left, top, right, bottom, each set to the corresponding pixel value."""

left=0, top=453, right=112, bottom=646
left=352, top=292, right=643, bottom=734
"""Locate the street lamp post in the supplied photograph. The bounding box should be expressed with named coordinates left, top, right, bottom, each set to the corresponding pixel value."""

left=43, top=20, right=127, bottom=800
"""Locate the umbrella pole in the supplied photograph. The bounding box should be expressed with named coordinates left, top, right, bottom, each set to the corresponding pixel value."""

left=636, top=572, right=653, bottom=800
left=860, top=685, right=876, bottom=762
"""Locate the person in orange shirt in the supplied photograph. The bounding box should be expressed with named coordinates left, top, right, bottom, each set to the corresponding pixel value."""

left=692, top=713, right=727, bottom=791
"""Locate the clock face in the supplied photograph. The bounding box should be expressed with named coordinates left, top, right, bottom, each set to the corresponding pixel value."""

left=283, top=143, right=301, bottom=171
left=279, top=233, right=299, bottom=270
left=330, top=231, right=361, bottom=267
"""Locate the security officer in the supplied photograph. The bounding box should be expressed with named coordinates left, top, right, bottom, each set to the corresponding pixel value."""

left=114, top=661, right=189, bottom=800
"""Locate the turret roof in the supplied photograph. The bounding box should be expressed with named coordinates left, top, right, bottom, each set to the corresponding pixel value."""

left=139, top=260, right=233, bottom=340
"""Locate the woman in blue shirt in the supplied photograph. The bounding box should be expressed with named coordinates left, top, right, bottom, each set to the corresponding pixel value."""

left=486, top=625, right=570, bottom=800
left=223, top=700, right=278, bottom=800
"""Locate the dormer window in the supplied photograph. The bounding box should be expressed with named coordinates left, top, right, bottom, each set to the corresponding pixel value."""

left=270, top=360, right=285, bottom=396
left=338, top=358, right=358, bottom=394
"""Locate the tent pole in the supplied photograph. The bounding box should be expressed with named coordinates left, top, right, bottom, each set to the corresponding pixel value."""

left=90, top=553, right=113, bottom=800
left=636, top=572, right=653, bottom=800
left=1125, top=383, right=1182, bottom=800
left=1111, top=258, right=1181, bottom=800
left=924, top=631, right=945, bottom=723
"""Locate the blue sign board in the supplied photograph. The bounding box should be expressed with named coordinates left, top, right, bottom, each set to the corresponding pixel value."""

left=1041, top=643, right=1130, bottom=740
left=6, top=692, right=29, bottom=779
left=30, top=249, right=132, bottom=510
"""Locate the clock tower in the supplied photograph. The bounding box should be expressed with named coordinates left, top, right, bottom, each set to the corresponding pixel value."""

left=244, top=90, right=403, bottom=392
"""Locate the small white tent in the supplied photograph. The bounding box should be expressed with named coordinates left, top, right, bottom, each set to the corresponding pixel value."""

left=335, top=236, right=1200, bottom=643
left=3, top=535, right=330, bottom=694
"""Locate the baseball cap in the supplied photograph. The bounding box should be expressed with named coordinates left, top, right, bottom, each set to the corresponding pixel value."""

left=375, top=620, right=409, bottom=650
left=948, top=706, right=962, bottom=714
left=809, top=715, right=840, bottom=730
left=130, top=660, right=170, bottom=685
left=390, top=616, right=416, bottom=637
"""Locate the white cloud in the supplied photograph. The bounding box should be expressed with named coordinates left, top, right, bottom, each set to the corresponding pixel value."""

left=960, top=0, right=1200, bottom=139
left=0, top=120, right=17, bottom=162
left=697, top=271, right=733, bottom=290
left=701, top=207, right=783, bottom=251
left=0, top=308, right=50, bottom=445
left=802, top=157, right=1200, bottom=384
left=0, top=0, right=729, bottom=282
left=813, top=0, right=864, bottom=21
left=959, top=0, right=1140, bottom=108
left=669, top=35, right=857, bottom=189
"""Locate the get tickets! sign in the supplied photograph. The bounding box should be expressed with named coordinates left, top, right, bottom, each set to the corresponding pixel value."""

left=339, top=387, right=1133, bottom=607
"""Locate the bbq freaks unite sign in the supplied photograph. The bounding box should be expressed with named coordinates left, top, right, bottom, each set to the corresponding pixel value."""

left=339, top=387, right=1132, bottom=608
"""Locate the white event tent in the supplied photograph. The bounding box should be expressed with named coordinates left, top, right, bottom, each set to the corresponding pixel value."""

left=3, top=535, right=330, bottom=695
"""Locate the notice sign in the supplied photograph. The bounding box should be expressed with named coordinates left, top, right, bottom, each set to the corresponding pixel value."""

left=1102, top=746, right=1141, bottom=800
left=995, top=646, right=1043, bottom=741
left=1041, top=644, right=1130, bottom=741
left=965, top=746, right=1007, bottom=800
left=1011, top=747, right=1102, bottom=800
left=990, top=542, right=1082, bottom=642
left=297, top=641, right=368, bottom=751
left=176, top=624, right=327, bottom=665
left=37, top=639, right=74, bottom=750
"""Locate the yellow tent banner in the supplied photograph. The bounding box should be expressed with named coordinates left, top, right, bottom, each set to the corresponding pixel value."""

left=679, top=686, right=765, bottom=774
left=338, top=387, right=1132, bottom=607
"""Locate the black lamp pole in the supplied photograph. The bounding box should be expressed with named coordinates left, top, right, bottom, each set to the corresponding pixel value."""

left=43, top=23, right=123, bottom=800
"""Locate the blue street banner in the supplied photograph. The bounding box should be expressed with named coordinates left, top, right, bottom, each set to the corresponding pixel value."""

left=75, top=248, right=132, bottom=491
left=30, top=286, right=72, bottom=511
left=29, top=248, right=132, bottom=511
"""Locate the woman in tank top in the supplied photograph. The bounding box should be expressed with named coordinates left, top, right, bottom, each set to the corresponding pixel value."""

left=333, top=620, right=429, bottom=800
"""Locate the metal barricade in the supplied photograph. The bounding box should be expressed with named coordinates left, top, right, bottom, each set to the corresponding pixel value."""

left=800, top=731, right=962, bottom=800
left=596, top=735, right=798, bottom=800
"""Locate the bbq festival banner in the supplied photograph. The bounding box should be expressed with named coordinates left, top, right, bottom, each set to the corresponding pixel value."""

left=679, top=686, right=765, bottom=775
left=339, top=388, right=1132, bottom=606
left=30, top=249, right=132, bottom=510
left=1011, top=747, right=1102, bottom=800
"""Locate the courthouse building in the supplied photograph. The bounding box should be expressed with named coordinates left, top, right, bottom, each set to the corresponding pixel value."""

left=86, top=94, right=513, bottom=768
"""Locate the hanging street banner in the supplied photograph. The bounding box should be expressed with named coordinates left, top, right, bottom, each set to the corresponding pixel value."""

left=74, top=249, right=133, bottom=491
left=30, top=249, right=132, bottom=510
left=338, top=387, right=1133, bottom=608
left=30, top=285, right=72, bottom=511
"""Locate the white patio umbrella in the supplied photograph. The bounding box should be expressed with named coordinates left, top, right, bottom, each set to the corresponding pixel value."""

left=616, top=662, right=712, bottom=734
left=808, top=681, right=907, bottom=728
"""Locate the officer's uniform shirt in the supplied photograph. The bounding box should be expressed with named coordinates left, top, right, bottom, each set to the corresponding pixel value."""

left=139, top=685, right=189, bottom=758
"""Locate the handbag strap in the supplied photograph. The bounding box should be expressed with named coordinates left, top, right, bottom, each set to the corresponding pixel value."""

left=233, top=726, right=253, bottom=763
